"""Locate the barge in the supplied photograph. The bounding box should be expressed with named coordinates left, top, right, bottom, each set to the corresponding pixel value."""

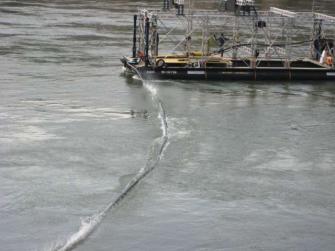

left=121, top=0, right=335, bottom=81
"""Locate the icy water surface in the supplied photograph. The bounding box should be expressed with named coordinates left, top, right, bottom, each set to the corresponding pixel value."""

left=1, top=0, right=335, bottom=251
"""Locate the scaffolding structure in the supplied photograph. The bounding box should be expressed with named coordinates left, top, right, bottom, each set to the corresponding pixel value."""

left=133, top=0, right=335, bottom=68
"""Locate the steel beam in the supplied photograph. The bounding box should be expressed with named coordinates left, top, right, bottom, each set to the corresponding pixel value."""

left=270, top=7, right=296, bottom=18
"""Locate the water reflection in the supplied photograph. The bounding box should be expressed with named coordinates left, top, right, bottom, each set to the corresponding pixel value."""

left=152, top=79, right=335, bottom=109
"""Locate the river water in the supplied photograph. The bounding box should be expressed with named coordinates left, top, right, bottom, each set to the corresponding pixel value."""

left=1, top=1, right=335, bottom=251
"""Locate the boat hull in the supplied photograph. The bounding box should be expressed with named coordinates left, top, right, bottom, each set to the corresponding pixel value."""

left=121, top=57, right=335, bottom=81
left=136, top=67, right=335, bottom=81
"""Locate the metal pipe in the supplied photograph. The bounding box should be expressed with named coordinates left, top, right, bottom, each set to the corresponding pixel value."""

left=132, top=15, right=137, bottom=58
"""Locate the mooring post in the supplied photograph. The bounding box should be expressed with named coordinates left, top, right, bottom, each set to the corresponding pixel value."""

left=132, top=15, right=137, bottom=58
left=144, top=17, right=150, bottom=67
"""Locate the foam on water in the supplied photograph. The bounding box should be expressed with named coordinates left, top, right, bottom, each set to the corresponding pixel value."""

left=52, top=214, right=102, bottom=251
left=167, top=117, right=191, bottom=140
left=46, top=66, right=169, bottom=251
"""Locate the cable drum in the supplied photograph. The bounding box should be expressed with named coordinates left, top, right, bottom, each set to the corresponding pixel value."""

left=156, top=59, right=166, bottom=69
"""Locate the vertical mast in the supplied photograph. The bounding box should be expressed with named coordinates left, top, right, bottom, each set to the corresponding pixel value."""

left=186, top=0, right=193, bottom=57
left=310, top=0, right=321, bottom=60
left=132, top=15, right=137, bottom=58
left=232, top=15, right=239, bottom=60
left=251, top=14, right=258, bottom=64
left=285, top=17, right=293, bottom=63
left=201, top=16, right=209, bottom=57
left=144, top=17, right=150, bottom=66
left=138, top=12, right=145, bottom=55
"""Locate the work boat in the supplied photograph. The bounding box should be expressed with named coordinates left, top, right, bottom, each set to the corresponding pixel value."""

left=121, top=0, right=335, bottom=81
